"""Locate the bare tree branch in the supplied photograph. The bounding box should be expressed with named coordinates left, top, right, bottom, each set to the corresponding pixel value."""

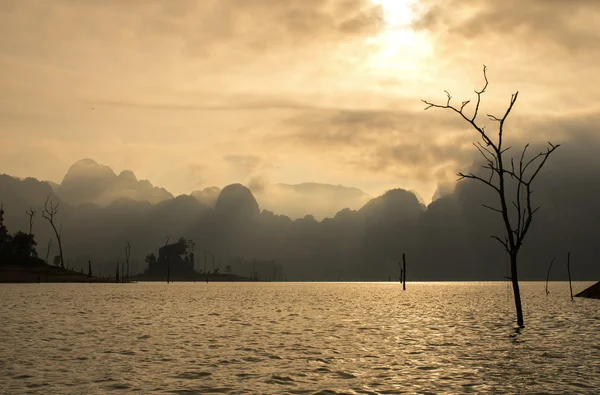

left=472, top=64, right=489, bottom=122
left=482, top=204, right=503, bottom=214
left=42, top=195, right=65, bottom=268
left=423, top=65, right=560, bottom=328
left=25, top=206, right=36, bottom=235
left=491, top=235, right=510, bottom=253
left=457, top=172, right=501, bottom=194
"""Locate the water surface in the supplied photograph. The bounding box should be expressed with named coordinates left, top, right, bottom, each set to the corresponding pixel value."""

left=1, top=282, right=598, bottom=394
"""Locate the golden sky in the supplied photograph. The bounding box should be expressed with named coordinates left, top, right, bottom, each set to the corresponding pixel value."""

left=1, top=0, right=599, bottom=203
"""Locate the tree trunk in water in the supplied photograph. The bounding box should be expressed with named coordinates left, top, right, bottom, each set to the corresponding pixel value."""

left=402, top=253, right=406, bottom=291
left=510, top=254, right=524, bottom=328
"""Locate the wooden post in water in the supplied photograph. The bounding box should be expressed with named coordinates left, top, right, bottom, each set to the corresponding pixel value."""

left=167, top=259, right=170, bottom=284
left=125, top=241, right=131, bottom=284
left=402, top=253, right=406, bottom=291
left=398, top=260, right=402, bottom=284
left=567, top=252, right=573, bottom=301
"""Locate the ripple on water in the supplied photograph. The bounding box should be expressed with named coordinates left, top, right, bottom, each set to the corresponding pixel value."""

left=105, top=383, right=131, bottom=390
left=266, top=374, right=297, bottom=385
left=175, top=371, right=212, bottom=380
left=0, top=282, right=598, bottom=394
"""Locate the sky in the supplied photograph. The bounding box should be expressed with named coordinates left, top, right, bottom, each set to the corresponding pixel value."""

left=1, top=0, right=599, bottom=204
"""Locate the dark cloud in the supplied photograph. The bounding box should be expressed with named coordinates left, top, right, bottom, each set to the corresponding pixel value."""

left=414, top=0, right=600, bottom=55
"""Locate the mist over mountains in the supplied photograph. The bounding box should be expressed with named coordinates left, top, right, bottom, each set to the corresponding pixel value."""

left=1, top=153, right=599, bottom=281
left=49, top=159, right=370, bottom=220
left=55, top=159, right=174, bottom=206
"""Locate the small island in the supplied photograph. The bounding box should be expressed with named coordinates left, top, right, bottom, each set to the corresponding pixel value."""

left=575, top=282, right=600, bottom=299
left=131, top=237, right=247, bottom=282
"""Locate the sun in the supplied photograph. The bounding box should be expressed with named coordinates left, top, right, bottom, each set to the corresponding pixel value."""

left=373, top=0, right=416, bottom=28
left=363, top=0, right=432, bottom=76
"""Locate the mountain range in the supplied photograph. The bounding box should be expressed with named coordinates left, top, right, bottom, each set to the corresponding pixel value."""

left=1, top=154, right=598, bottom=281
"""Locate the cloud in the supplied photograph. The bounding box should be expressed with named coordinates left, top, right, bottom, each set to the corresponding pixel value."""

left=184, top=163, right=208, bottom=190
left=414, top=0, right=600, bottom=54
left=223, top=155, right=264, bottom=175
left=2, top=0, right=600, bottom=209
left=27, top=0, right=384, bottom=58
left=275, top=107, right=474, bottom=183
left=247, top=175, right=269, bottom=194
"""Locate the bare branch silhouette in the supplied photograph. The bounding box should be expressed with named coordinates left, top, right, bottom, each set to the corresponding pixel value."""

left=25, top=206, right=36, bottom=235
left=42, top=195, right=65, bottom=268
left=423, top=65, right=560, bottom=328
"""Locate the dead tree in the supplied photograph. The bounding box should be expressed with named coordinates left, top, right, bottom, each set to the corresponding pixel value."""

left=25, top=206, right=36, bottom=235
left=125, top=241, right=131, bottom=283
left=42, top=195, right=65, bottom=268
left=423, top=65, right=560, bottom=328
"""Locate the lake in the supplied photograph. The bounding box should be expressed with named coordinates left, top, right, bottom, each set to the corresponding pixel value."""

left=1, top=282, right=598, bottom=394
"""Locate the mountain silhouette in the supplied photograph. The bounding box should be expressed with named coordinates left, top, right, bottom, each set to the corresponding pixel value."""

left=216, top=184, right=260, bottom=220
left=1, top=151, right=599, bottom=281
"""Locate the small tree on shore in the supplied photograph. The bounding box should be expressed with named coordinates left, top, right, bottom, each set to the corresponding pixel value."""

left=423, top=66, right=559, bottom=328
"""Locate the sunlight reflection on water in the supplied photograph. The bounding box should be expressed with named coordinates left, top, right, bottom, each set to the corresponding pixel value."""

left=0, top=282, right=598, bottom=394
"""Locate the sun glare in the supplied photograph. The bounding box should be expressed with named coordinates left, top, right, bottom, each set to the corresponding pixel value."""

left=365, top=0, right=432, bottom=76
left=374, top=0, right=416, bottom=28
